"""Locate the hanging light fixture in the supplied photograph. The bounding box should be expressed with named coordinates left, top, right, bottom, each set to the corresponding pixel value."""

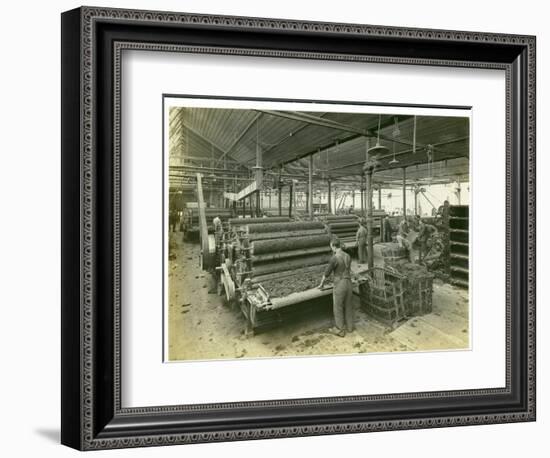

left=367, top=114, right=390, bottom=154
left=392, top=116, right=401, bottom=138
left=389, top=139, right=399, bottom=164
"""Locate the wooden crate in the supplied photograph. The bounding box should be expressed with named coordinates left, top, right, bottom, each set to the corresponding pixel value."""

left=405, top=274, right=434, bottom=315
left=360, top=267, right=406, bottom=326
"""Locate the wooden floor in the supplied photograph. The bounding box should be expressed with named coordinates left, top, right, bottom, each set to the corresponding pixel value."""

left=168, top=233, right=470, bottom=361
left=354, top=250, right=470, bottom=352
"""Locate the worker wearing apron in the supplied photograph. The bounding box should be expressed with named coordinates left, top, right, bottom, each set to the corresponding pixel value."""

left=319, top=238, right=354, bottom=337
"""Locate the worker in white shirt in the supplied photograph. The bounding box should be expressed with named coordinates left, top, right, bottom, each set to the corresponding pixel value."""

left=212, top=216, right=223, bottom=243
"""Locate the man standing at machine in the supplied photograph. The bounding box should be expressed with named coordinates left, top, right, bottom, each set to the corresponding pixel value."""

left=212, top=215, right=223, bottom=245
left=438, top=199, right=450, bottom=224
left=396, top=216, right=414, bottom=262
left=169, top=209, right=179, bottom=233
left=356, top=219, right=368, bottom=264
left=318, top=238, right=354, bottom=337
left=416, top=215, right=437, bottom=263
left=382, top=214, right=393, bottom=242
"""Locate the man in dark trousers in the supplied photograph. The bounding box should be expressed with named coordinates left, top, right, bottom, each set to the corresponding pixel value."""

left=356, top=219, right=368, bottom=264
left=169, top=209, right=179, bottom=232
left=382, top=215, right=393, bottom=242
left=319, top=238, right=354, bottom=337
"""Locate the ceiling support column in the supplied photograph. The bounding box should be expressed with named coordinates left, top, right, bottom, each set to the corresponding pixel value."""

left=365, top=168, right=374, bottom=270
left=278, top=166, right=283, bottom=217
left=308, top=154, right=314, bottom=218
left=289, top=181, right=294, bottom=219
left=402, top=167, right=407, bottom=219
left=253, top=138, right=263, bottom=217
left=327, top=178, right=332, bottom=214
left=360, top=175, right=365, bottom=217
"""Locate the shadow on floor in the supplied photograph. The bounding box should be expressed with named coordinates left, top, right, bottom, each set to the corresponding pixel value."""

left=35, top=428, right=59, bottom=443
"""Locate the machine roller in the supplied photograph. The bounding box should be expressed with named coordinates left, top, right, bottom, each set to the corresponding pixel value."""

left=323, top=214, right=360, bottom=249
left=246, top=221, right=324, bottom=234
left=227, top=216, right=290, bottom=226
left=217, top=220, right=340, bottom=333
left=183, top=207, right=233, bottom=241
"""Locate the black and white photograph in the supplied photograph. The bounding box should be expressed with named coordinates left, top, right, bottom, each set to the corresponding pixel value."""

left=165, top=99, right=471, bottom=362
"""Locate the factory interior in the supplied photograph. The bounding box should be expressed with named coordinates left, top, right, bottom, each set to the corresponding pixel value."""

left=166, top=106, right=470, bottom=361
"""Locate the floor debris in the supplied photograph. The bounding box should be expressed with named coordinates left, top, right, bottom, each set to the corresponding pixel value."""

left=167, top=234, right=470, bottom=361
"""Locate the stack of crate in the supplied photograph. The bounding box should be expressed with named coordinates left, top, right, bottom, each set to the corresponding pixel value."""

left=449, top=205, right=469, bottom=288
left=359, top=267, right=406, bottom=327
left=375, top=242, right=407, bottom=266
left=406, top=272, right=434, bottom=315
left=388, top=261, right=435, bottom=316
left=360, top=262, right=434, bottom=327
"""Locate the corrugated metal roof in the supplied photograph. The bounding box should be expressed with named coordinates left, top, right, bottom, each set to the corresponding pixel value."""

left=169, top=106, right=469, bottom=188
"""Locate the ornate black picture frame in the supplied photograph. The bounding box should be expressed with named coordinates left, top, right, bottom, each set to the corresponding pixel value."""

left=61, top=6, right=536, bottom=450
